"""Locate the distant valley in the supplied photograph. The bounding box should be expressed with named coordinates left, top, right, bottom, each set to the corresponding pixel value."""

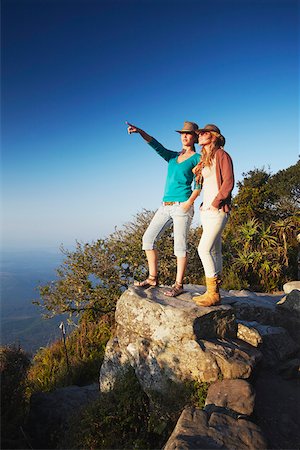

left=0, top=249, right=68, bottom=354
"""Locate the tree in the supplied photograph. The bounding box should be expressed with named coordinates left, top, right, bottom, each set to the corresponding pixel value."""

left=268, top=160, right=300, bottom=217
left=230, top=168, right=274, bottom=227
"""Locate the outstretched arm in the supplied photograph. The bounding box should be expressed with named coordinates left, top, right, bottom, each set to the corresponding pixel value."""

left=126, top=122, right=153, bottom=143
left=126, top=121, right=178, bottom=162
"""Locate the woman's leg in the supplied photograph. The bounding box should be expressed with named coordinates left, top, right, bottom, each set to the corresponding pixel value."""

left=142, top=206, right=172, bottom=254
left=176, top=256, right=187, bottom=285
left=135, top=206, right=172, bottom=286
left=164, top=204, right=193, bottom=296
left=193, top=211, right=228, bottom=306
left=198, top=211, right=228, bottom=277
left=145, top=249, right=158, bottom=278
left=210, top=233, right=223, bottom=276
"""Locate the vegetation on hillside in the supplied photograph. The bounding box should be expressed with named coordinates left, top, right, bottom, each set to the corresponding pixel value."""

left=27, top=316, right=111, bottom=394
left=0, top=346, right=31, bottom=449
left=61, top=368, right=210, bottom=450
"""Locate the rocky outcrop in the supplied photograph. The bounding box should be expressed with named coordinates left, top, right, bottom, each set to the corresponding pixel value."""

left=100, top=285, right=262, bottom=395
left=25, top=283, right=300, bottom=450
left=164, top=380, right=267, bottom=450
left=100, top=283, right=300, bottom=449
left=275, top=289, right=300, bottom=343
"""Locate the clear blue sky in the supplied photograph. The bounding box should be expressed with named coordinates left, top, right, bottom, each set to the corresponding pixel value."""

left=2, top=0, right=299, bottom=251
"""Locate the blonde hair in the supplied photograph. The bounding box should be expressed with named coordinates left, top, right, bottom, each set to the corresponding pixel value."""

left=193, top=132, right=223, bottom=184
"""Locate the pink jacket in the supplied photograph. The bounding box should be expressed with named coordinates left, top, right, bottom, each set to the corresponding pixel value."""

left=211, top=149, right=234, bottom=212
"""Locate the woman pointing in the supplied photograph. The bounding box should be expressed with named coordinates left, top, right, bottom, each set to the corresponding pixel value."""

left=127, top=121, right=201, bottom=297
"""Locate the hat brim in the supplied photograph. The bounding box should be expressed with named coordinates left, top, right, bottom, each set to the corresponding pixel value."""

left=196, top=130, right=226, bottom=145
left=175, top=130, right=197, bottom=134
left=196, top=128, right=212, bottom=134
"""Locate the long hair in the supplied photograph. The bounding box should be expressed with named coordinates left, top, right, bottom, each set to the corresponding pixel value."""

left=193, top=132, right=223, bottom=184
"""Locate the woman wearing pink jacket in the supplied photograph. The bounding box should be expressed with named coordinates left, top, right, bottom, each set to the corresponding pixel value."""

left=192, top=124, right=234, bottom=306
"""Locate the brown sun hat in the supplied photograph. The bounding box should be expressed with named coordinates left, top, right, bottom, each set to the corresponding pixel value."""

left=175, top=121, right=199, bottom=133
left=196, top=124, right=221, bottom=134
left=196, top=124, right=226, bottom=146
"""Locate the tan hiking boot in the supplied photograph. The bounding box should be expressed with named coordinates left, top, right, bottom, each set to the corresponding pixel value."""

left=193, top=276, right=221, bottom=307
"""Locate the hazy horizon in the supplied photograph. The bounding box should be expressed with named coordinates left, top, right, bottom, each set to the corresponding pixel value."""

left=0, top=247, right=65, bottom=352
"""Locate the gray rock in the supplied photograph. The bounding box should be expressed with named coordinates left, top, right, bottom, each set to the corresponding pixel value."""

left=283, top=281, right=300, bottom=294
left=100, top=286, right=262, bottom=396
left=99, top=336, right=132, bottom=392
left=222, top=290, right=281, bottom=325
left=222, top=288, right=300, bottom=343
left=205, top=379, right=255, bottom=416
left=209, top=412, right=267, bottom=450
left=163, top=406, right=267, bottom=450
left=116, top=285, right=237, bottom=343
left=237, top=321, right=263, bottom=347
left=275, top=290, right=300, bottom=343
left=277, top=289, right=300, bottom=317
left=163, top=408, right=219, bottom=450
left=237, top=320, right=299, bottom=367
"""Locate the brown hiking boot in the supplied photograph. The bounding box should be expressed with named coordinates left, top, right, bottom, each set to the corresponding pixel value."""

left=193, top=276, right=221, bottom=307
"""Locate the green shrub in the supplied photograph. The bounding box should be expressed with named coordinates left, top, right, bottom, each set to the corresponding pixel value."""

left=188, top=380, right=211, bottom=408
left=61, top=368, right=213, bottom=450
left=221, top=267, right=248, bottom=291
left=27, top=317, right=111, bottom=393
left=0, top=345, right=30, bottom=449
left=62, top=368, right=176, bottom=449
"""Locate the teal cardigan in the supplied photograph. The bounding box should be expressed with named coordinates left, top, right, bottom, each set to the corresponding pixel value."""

left=149, top=138, right=201, bottom=202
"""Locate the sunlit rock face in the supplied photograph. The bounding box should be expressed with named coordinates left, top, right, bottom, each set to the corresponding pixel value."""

left=99, top=285, right=262, bottom=394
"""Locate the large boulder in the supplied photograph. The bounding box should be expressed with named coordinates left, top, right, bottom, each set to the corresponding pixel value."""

left=100, top=286, right=262, bottom=396
left=164, top=379, right=267, bottom=449
left=224, top=290, right=282, bottom=325
left=204, top=379, right=255, bottom=416
left=163, top=405, right=267, bottom=450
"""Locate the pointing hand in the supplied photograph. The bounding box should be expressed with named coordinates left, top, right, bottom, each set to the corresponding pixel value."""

left=126, top=121, right=139, bottom=134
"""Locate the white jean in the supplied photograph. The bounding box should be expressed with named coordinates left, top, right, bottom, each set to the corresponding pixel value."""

left=142, top=204, right=194, bottom=257
left=198, top=209, right=229, bottom=278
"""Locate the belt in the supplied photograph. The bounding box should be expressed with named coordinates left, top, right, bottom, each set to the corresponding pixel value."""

left=163, top=201, right=181, bottom=206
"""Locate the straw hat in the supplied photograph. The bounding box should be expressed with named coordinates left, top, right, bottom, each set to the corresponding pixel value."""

left=196, top=124, right=226, bottom=146
left=196, top=124, right=221, bottom=134
left=175, top=121, right=199, bottom=133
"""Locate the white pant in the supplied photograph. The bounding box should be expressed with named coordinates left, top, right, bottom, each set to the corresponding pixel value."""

left=143, top=204, right=194, bottom=257
left=198, top=209, right=229, bottom=278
